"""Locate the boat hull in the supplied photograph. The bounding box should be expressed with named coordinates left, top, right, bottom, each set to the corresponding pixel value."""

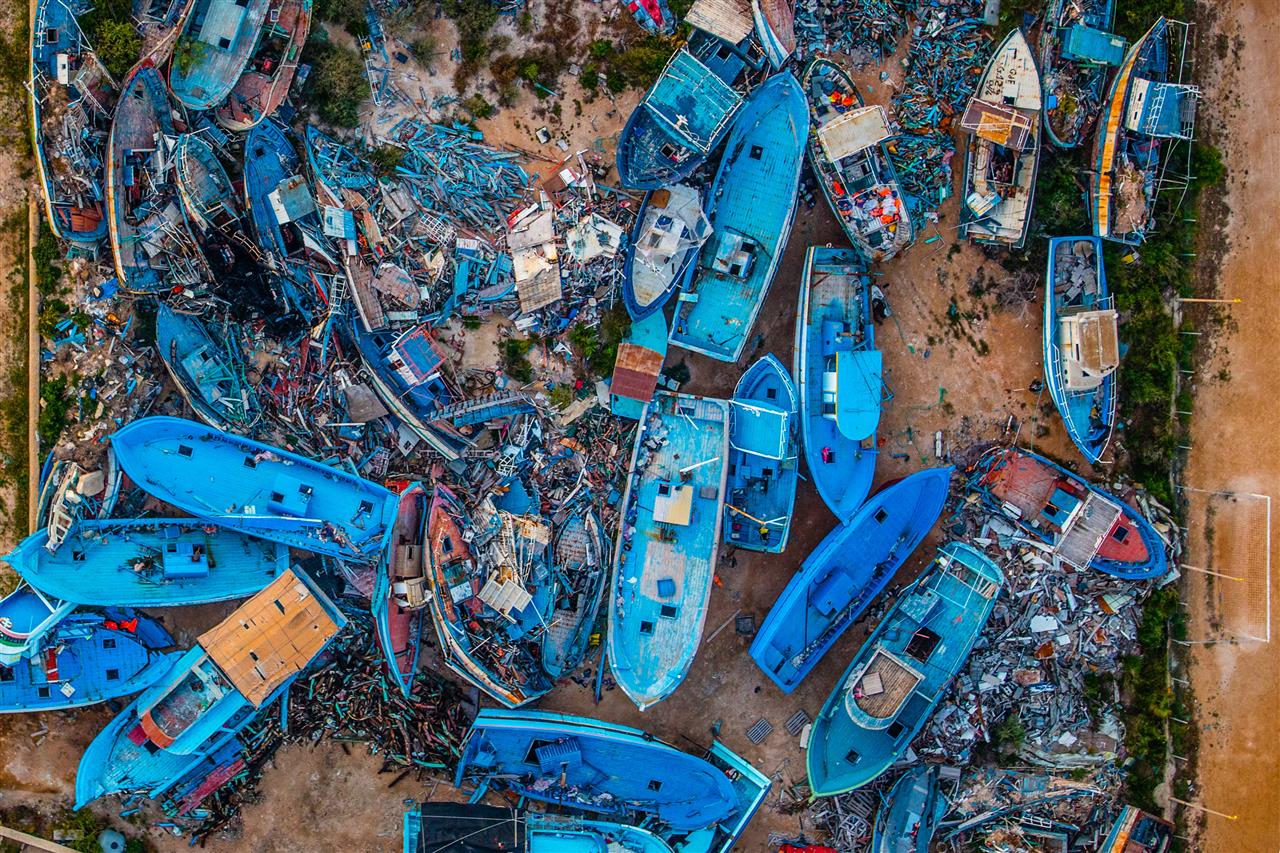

left=372, top=484, right=427, bottom=699
left=724, top=353, right=798, bottom=553
left=541, top=506, right=607, bottom=679
left=871, top=764, right=947, bottom=853
left=749, top=467, right=953, bottom=692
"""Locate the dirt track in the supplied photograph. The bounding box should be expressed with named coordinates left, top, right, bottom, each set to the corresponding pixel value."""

left=1183, top=0, right=1280, bottom=849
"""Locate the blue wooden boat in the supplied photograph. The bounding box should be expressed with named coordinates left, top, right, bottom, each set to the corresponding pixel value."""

left=871, top=764, right=947, bottom=853
left=346, top=318, right=469, bottom=461
left=541, top=503, right=607, bottom=679
left=403, top=804, right=680, bottom=853
left=1090, top=18, right=1198, bottom=244
left=425, top=485, right=554, bottom=708
left=108, top=60, right=210, bottom=294
left=1099, top=805, right=1173, bottom=853
left=959, top=29, right=1042, bottom=249
left=801, top=58, right=914, bottom=263
left=0, top=581, right=73, bottom=665
left=610, top=311, right=668, bottom=421
left=724, top=354, right=798, bottom=553
left=454, top=709, right=770, bottom=851
left=75, top=568, right=344, bottom=807
left=608, top=392, right=730, bottom=710
left=749, top=467, right=953, bottom=693
left=157, top=304, right=259, bottom=432
left=5, top=518, right=289, bottom=607
left=622, top=185, right=711, bottom=321
left=795, top=246, right=880, bottom=522
left=243, top=119, right=334, bottom=311
left=173, top=132, right=244, bottom=240
left=213, top=0, right=312, bottom=131
left=669, top=71, right=807, bottom=363
left=1044, top=237, right=1117, bottom=463
left=30, top=0, right=112, bottom=246
left=615, top=30, right=751, bottom=189
left=967, top=446, right=1167, bottom=580
left=169, top=0, right=274, bottom=110
left=807, top=542, right=1003, bottom=795
left=373, top=483, right=428, bottom=699
left=1039, top=0, right=1125, bottom=149
left=0, top=610, right=179, bottom=714
left=108, top=416, right=398, bottom=562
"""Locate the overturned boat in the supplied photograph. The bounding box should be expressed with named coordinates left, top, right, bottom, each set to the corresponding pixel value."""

left=373, top=483, right=428, bottom=699
left=724, top=354, right=798, bottom=553
left=795, top=246, right=880, bottom=522
left=802, top=58, right=913, bottom=263
left=5, top=518, right=288, bottom=607
left=108, top=61, right=209, bottom=293
left=1039, top=0, right=1126, bottom=149
left=425, top=486, right=554, bottom=708
left=872, top=764, right=947, bottom=853
left=109, top=416, right=398, bottom=562
left=30, top=0, right=112, bottom=246
left=1044, top=236, right=1117, bottom=463
left=615, top=0, right=761, bottom=189
left=608, top=392, right=729, bottom=710
left=960, top=28, right=1042, bottom=249
left=156, top=303, right=259, bottom=432
left=1090, top=17, right=1198, bottom=244
left=967, top=446, right=1167, bottom=580
left=541, top=502, right=607, bottom=679
left=213, top=0, right=312, bottom=131
left=749, top=467, right=953, bottom=693
left=622, top=184, right=711, bottom=321
left=670, top=71, right=807, bottom=362
left=807, top=542, right=1003, bottom=795
left=454, top=709, right=770, bottom=852
left=75, top=568, right=343, bottom=807
left=168, top=0, right=274, bottom=111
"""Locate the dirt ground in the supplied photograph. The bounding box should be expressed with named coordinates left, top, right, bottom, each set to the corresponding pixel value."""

left=1180, top=0, right=1280, bottom=849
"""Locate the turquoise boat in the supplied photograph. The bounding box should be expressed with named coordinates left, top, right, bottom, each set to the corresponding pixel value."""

left=5, top=519, right=289, bottom=607
left=108, top=416, right=398, bottom=563
left=608, top=392, right=729, bottom=709
left=0, top=581, right=73, bottom=666
left=749, top=467, right=953, bottom=693
left=1044, top=236, right=1117, bottom=463
left=156, top=304, right=259, bottom=432
left=169, top=0, right=274, bottom=110
left=1039, top=0, right=1125, bottom=149
left=724, top=354, right=798, bottom=553
left=807, top=542, right=1003, bottom=795
left=541, top=503, right=607, bottom=679
left=75, top=569, right=344, bottom=807
left=610, top=311, right=668, bottom=421
left=872, top=764, right=947, bottom=853
left=795, top=246, right=880, bottom=522
left=669, top=71, right=807, bottom=362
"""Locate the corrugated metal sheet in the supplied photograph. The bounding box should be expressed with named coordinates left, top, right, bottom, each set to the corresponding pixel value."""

left=686, top=0, right=752, bottom=45
left=817, top=106, right=890, bottom=163
left=611, top=342, right=664, bottom=402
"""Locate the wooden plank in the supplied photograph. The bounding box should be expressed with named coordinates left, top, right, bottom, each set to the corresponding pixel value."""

left=0, top=823, right=85, bottom=853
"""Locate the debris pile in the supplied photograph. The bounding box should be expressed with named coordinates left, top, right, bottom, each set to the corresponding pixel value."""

left=794, top=0, right=906, bottom=63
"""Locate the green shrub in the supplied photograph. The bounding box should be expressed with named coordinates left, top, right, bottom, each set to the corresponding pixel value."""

left=502, top=337, right=535, bottom=383
left=307, top=42, right=366, bottom=127
left=95, top=20, right=142, bottom=79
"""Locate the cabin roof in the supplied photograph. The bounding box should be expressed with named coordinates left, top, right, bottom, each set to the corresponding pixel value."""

left=198, top=569, right=341, bottom=706
left=817, top=106, right=890, bottom=163
left=685, top=0, right=752, bottom=44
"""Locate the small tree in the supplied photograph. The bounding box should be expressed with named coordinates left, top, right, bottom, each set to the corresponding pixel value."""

left=95, top=20, right=141, bottom=78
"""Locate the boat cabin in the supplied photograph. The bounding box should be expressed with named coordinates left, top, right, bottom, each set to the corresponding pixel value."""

left=842, top=646, right=925, bottom=729
left=1058, top=308, right=1119, bottom=391
left=709, top=231, right=757, bottom=281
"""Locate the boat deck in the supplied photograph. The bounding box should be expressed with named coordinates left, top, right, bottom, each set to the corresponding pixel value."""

left=797, top=248, right=878, bottom=521
left=725, top=355, right=797, bottom=552
left=0, top=627, right=175, bottom=713
left=215, top=0, right=309, bottom=129
left=6, top=519, right=287, bottom=607
left=609, top=392, right=729, bottom=708
left=670, top=74, right=805, bottom=362
left=111, top=64, right=176, bottom=288
left=170, top=0, right=273, bottom=109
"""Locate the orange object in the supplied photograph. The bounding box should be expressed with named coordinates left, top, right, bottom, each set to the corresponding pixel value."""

left=713, top=574, right=724, bottom=588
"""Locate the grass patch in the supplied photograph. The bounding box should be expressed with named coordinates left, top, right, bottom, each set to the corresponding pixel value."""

left=501, top=337, right=535, bottom=383
left=37, top=374, right=72, bottom=451
left=1120, top=585, right=1186, bottom=810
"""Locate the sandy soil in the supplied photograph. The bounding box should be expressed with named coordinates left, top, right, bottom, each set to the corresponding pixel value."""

left=1181, top=0, right=1280, bottom=849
